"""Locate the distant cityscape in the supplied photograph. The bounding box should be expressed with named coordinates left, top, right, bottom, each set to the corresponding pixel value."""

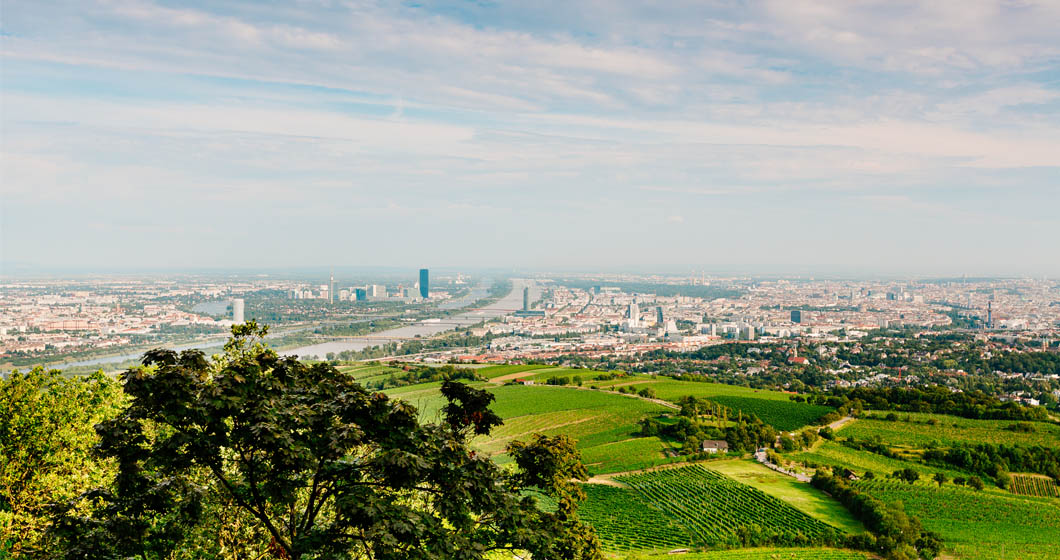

left=4, top=273, right=1058, bottom=383
left=0, top=267, right=465, bottom=366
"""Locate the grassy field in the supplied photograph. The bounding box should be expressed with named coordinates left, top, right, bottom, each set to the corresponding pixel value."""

left=385, top=382, right=677, bottom=474
left=856, top=479, right=1060, bottom=560
left=476, top=364, right=545, bottom=379
left=706, top=460, right=864, bottom=534
left=590, top=378, right=832, bottom=431
left=840, top=412, right=1060, bottom=448
left=632, top=549, right=869, bottom=560
left=787, top=440, right=968, bottom=481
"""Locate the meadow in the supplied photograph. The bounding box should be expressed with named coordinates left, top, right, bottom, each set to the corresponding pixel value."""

left=589, top=378, right=832, bottom=431
left=787, top=440, right=968, bottom=481
left=841, top=412, right=1060, bottom=448
left=384, top=382, right=677, bottom=474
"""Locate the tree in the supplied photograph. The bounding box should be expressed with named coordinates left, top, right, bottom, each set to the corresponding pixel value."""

left=0, top=368, right=124, bottom=557
left=968, top=476, right=985, bottom=491
left=51, top=322, right=602, bottom=560
left=933, top=473, right=947, bottom=487
left=508, top=435, right=602, bottom=560
left=893, top=468, right=920, bottom=484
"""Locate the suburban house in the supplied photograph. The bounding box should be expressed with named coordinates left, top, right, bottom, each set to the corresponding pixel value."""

left=701, top=440, right=729, bottom=454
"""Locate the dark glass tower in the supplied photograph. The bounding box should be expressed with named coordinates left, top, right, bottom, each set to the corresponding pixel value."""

left=419, top=268, right=429, bottom=298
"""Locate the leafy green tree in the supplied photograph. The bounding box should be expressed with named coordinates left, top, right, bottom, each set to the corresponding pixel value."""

left=0, top=367, right=124, bottom=556
left=508, top=435, right=602, bottom=560
left=51, top=322, right=601, bottom=560
left=892, top=468, right=920, bottom=484
left=933, top=473, right=947, bottom=487
left=967, top=476, right=985, bottom=491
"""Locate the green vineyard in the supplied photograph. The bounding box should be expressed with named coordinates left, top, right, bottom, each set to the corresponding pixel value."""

left=1009, top=474, right=1060, bottom=498
left=581, top=484, right=693, bottom=550
left=854, top=479, right=1060, bottom=560
left=581, top=465, right=843, bottom=552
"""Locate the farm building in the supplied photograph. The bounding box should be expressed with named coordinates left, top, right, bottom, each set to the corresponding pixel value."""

left=701, top=440, right=729, bottom=453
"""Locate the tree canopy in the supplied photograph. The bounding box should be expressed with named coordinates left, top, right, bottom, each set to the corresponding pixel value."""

left=50, top=322, right=602, bottom=560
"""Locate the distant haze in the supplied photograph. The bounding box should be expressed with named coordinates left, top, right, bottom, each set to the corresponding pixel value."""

left=2, top=1, right=1058, bottom=276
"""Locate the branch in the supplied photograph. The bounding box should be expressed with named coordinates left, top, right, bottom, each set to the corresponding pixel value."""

left=213, top=451, right=294, bottom=558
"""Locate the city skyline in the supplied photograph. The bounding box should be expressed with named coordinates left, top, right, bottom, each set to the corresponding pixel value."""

left=3, top=1, right=1059, bottom=275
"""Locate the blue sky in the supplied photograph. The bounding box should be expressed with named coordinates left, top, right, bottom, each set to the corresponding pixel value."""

left=2, top=0, right=1058, bottom=276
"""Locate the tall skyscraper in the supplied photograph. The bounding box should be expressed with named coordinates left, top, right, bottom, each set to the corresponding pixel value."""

left=791, top=310, right=802, bottom=323
left=419, top=268, right=429, bottom=299
left=329, top=270, right=335, bottom=305
left=523, top=286, right=530, bottom=311
left=232, top=298, right=245, bottom=323
left=628, top=301, right=640, bottom=328
left=656, top=306, right=665, bottom=324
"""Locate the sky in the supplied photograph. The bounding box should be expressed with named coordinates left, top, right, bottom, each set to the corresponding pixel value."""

left=1, top=0, right=1058, bottom=276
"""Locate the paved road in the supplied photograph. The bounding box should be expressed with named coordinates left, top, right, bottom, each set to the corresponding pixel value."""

left=825, top=415, right=855, bottom=431
left=753, top=449, right=811, bottom=483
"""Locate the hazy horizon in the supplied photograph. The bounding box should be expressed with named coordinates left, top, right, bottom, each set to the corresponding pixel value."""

left=3, top=1, right=1059, bottom=276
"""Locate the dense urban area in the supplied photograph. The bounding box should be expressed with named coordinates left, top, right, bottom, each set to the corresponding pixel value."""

left=4, top=272, right=1060, bottom=560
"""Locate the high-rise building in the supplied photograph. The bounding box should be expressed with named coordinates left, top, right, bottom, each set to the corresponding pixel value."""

left=232, top=298, right=245, bottom=323
left=355, top=288, right=367, bottom=301
left=523, top=286, right=530, bottom=311
left=628, top=301, right=640, bottom=328
left=656, top=306, right=665, bottom=325
left=329, top=270, right=335, bottom=304
left=419, top=268, right=429, bottom=299
left=791, top=310, right=802, bottom=323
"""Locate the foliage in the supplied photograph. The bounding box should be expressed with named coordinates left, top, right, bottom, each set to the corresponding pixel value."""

left=49, top=322, right=602, bottom=560
left=813, top=386, right=1048, bottom=422
left=0, top=368, right=125, bottom=557
left=363, top=363, right=481, bottom=390
left=921, top=442, right=1060, bottom=482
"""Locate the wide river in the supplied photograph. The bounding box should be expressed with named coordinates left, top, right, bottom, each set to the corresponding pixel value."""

left=62, top=279, right=534, bottom=366
left=288, top=279, right=536, bottom=359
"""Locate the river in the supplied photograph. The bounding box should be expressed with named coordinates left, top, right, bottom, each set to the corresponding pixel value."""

left=287, top=279, right=536, bottom=359
left=59, top=279, right=534, bottom=366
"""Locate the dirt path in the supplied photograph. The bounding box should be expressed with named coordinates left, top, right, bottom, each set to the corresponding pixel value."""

left=481, top=417, right=594, bottom=455
left=584, top=477, right=627, bottom=487
left=490, top=369, right=549, bottom=383
left=754, top=449, right=811, bottom=483
left=826, top=415, right=855, bottom=431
